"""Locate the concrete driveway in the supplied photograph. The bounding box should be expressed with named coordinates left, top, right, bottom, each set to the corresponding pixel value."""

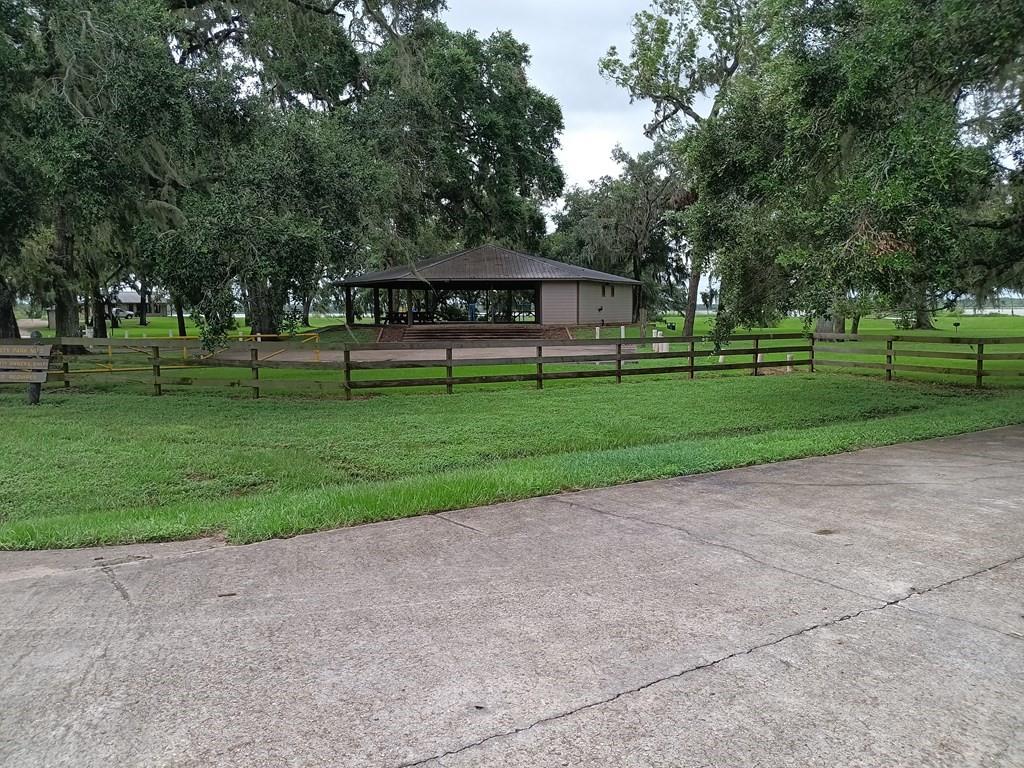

left=2, top=427, right=1023, bottom=767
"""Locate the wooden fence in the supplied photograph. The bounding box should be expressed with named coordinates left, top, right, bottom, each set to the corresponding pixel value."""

left=4, top=331, right=1022, bottom=399
left=0, top=332, right=811, bottom=399
left=812, top=333, right=1024, bottom=386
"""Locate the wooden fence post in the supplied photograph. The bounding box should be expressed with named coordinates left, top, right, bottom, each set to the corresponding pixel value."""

left=885, top=338, right=894, bottom=382
left=689, top=340, right=695, bottom=380
left=343, top=348, right=352, bottom=401
left=446, top=347, right=454, bottom=395
left=810, top=335, right=816, bottom=373
left=151, top=345, right=161, bottom=396
left=752, top=337, right=760, bottom=376
left=536, top=345, right=543, bottom=390
left=615, top=343, right=622, bottom=384
left=250, top=348, right=260, bottom=399
left=976, top=343, right=985, bottom=388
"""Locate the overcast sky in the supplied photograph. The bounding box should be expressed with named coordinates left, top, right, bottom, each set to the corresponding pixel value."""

left=443, top=1, right=653, bottom=192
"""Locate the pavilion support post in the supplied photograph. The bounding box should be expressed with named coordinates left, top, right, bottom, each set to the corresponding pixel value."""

left=373, top=288, right=381, bottom=326
left=344, top=286, right=355, bottom=326
left=406, top=289, right=413, bottom=325
left=388, top=289, right=395, bottom=323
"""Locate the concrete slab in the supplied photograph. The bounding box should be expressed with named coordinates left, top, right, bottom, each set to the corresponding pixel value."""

left=1, top=427, right=1022, bottom=767
left=429, top=608, right=1024, bottom=767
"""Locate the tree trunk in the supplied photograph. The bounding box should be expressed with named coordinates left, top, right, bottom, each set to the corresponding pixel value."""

left=301, top=294, right=312, bottom=328
left=107, top=296, right=120, bottom=330
left=0, top=279, right=19, bottom=338
left=174, top=297, right=187, bottom=337
left=53, top=203, right=83, bottom=351
left=246, top=279, right=282, bottom=335
left=240, top=284, right=251, bottom=328
left=851, top=314, right=861, bottom=335
left=913, top=305, right=934, bottom=330
left=138, top=278, right=148, bottom=326
left=683, top=263, right=701, bottom=337
left=91, top=283, right=108, bottom=339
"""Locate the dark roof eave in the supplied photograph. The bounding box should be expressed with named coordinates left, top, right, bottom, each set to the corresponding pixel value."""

left=343, top=276, right=642, bottom=287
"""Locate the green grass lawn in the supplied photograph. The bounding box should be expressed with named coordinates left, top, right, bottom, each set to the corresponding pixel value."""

left=2, top=373, right=1024, bottom=550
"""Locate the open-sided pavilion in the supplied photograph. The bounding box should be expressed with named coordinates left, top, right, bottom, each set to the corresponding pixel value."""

left=342, top=245, right=640, bottom=327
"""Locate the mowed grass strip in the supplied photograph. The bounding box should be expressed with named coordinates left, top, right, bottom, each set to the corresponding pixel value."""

left=2, top=374, right=1024, bottom=549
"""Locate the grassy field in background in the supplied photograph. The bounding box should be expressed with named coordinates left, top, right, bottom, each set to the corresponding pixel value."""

left=20, top=314, right=353, bottom=339
left=21, top=309, right=1024, bottom=341
left=2, top=374, right=1024, bottom=549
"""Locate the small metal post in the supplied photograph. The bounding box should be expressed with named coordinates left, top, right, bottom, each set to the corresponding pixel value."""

left=250, top=348, right=260, bottom=399
left=151, top=345, right=161, bottom=396
left=446, top=347, right=454, bottom=395
left=536, top=345, right=544, bottom=390
left=752, top=337, right=760, bottom=376
left=343, top=348, right=352, bottom=401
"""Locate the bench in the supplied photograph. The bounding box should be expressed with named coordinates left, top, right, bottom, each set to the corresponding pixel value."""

left=0, top=343, right=54, bottom=404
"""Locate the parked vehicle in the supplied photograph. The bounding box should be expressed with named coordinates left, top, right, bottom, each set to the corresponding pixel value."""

left=112, top=307, right=135, bottom=320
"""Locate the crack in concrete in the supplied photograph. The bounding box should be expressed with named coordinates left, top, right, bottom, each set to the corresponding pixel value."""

left=550, top=497, right=881, bottom=604
left=433, top=514, right=486, bottom=535
left=391, top=545, right=1024, bottom=768
left=100, top=566, right=131, bottom=604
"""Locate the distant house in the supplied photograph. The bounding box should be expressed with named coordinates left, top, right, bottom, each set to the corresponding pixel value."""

left=342, top=244, right=640, bottom=326
left=112, top=290, right=169, bottom=317
left=46, top=290, right=170, bottom=329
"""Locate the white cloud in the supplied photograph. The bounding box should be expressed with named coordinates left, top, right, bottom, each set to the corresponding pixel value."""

left=444, top=0, right=652, bottom=189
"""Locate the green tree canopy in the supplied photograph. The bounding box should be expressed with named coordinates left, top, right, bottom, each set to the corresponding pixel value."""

left=681, top=0, right=1024, bottom=335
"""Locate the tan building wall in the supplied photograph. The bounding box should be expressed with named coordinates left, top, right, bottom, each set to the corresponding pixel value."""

left=539, top=282, right=578, bottom=325
left=577, top=281, right=633, bottom=325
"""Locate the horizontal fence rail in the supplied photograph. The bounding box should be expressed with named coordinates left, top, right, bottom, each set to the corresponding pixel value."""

left=0, top=333, right=813, bottom=399
left=4, top=331, right=1023, bottom=400
left=2, top=331, right=1024, bottom=403
left=812, top=333, right=1024, bottom=386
